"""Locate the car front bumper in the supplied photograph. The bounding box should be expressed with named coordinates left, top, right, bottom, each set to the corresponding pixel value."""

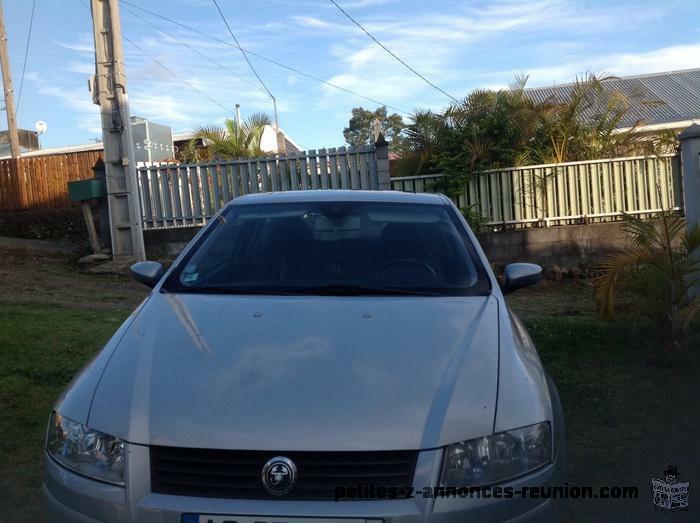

left=44, top=442, right=565, bottom=523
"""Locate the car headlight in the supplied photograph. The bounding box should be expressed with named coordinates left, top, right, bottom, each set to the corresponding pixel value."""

left=441, top=422, right=551, bottom=487
left=46, top=411, right=125, bottom=485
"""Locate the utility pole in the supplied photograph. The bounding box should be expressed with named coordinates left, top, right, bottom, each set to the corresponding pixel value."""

left=0, top=0, right=20, bottom=158
left=90, top=0, right=145, bottom=261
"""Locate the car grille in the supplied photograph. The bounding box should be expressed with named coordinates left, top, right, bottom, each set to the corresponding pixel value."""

left=150, top=446, right=418, bottom=500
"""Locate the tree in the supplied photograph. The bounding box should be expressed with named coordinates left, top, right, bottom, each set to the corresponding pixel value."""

left=343, top=106, right=405, bottom=150
left=402, top=73, right=673, bottom=186
left=176, top=137, right=209, bottom=164
left=185, top=113, right=272, bottom=161
left=398, top=109, right=443, bottom=176
left=521, top=74, right=667, bottom=165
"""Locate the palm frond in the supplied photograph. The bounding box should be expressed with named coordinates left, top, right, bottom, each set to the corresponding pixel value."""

left=676, top=291, right=700, bottom=350
left=682, top=224, right=700, bottom=255
left=193, top=125, right=227, bottom=143
left=246, top=112, right=272, bottom=129
left=594, top=248, right=654, bottom=319
left=192, top=113, right=273, bottom=160
left=620, top=212, right=662, bottom=250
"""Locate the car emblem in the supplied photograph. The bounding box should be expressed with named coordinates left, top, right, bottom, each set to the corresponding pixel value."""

left=261, top=456, right=297, bottom=496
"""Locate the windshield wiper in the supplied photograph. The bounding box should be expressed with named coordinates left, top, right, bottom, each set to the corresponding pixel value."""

left=163, top=285, right=301, bottom=295
left=277, top=284, right=439, bottom=296
left=164, top=284, right=438, bottom=296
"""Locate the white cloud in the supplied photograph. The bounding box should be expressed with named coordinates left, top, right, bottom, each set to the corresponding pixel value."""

left=508, top=44, right=700, bottom=87
left=38, top=85, right=95, bottom=113
left=65, top=62, right=94, bottom=75
left=58, top=34, right=94, bottom=54
left=38, top=84, right=101, bottom=133
left=293, top=16, right=336, bottom=29
left=338, top=0, right=398, bottom=7
left=130, top=93, right=193, bottom=123
left=314, top=0, right=674, bottom=111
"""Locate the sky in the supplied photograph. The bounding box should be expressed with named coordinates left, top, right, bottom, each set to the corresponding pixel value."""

left=2, top=0, right=699, bottom=150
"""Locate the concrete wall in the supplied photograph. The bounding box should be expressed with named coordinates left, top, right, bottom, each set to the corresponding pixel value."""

left=476, top=221, right=634, bottom=270
left=145, top=220, right=638, bottom=272
left=144, top=226, right=200, bottom=260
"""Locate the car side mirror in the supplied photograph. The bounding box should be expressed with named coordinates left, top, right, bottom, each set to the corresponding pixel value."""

left=130, top=261, right=164, bottom=288
left=502, top=263, right=542, bottom=295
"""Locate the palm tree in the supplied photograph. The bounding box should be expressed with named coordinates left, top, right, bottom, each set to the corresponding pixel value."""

left=190, top=113, right=272, bottom=160
left=400, top=109, right=444, bottom=175
left=594, top=211, right=700, bottom=354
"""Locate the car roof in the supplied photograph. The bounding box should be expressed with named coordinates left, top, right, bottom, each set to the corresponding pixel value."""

left=229, top=190, right=448, bottom=206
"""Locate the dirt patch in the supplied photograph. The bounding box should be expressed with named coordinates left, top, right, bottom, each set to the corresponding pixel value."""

left=0, top=247, right=147, bottom=310
left=506, top=278, right=598, bottom=320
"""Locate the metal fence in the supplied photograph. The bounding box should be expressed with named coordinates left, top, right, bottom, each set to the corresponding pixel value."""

left=137, top=145, right=378, bottom=229
left=391, top=154, right=682, bottom=227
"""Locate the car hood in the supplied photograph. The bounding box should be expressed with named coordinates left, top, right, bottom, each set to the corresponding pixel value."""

left=88, top=292, right=500, bottom=451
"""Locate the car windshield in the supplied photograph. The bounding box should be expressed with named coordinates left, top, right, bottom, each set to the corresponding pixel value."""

left=163, top=201, right=490, bottom=296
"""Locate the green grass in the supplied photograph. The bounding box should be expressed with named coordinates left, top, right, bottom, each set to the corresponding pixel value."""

left=0, top=304, right=130, bottom=517
left=525, top=315, right=699, bottom=520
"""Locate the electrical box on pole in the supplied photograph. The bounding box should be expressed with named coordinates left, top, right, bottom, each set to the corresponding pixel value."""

left=90, top=0, right=145, bottom=261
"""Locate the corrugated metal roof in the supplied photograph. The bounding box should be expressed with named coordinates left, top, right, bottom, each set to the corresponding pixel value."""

left=524, top=68, right=700, bottom=128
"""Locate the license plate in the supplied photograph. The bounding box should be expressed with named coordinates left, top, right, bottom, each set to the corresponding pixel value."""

left=182, top=516, right=373, bottom=523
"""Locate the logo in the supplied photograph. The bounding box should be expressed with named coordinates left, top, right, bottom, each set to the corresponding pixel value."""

left=652, top=465, right=690, bottom=512
left=261, top=456, right=297, bottom=496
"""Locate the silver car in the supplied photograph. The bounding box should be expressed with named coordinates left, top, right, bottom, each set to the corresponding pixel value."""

left=44, top=190, right=565, bottom=522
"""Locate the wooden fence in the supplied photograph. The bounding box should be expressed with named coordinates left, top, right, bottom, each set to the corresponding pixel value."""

left=391, top=154, right=682, bottom=227
left=0, top=151, right=103, bottom=211
left=137, top=146, right=378, bottom=229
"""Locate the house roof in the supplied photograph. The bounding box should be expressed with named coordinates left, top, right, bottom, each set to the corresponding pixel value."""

left=524, top=68, right=700, bottom=129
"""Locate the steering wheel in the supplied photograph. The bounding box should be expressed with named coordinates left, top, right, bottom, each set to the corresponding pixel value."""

left=374, top=258, right=438, bottom=279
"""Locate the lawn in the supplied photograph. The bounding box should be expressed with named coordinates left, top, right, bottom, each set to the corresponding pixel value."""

left=0, top=249, right=697, bottom=521
left=0, top=304, right=131, bottom=519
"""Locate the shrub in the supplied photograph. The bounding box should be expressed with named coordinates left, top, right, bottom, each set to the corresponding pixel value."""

left=593, top=211, right=700, bottom=353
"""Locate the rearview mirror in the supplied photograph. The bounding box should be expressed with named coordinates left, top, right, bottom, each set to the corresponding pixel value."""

left=502, top=263, right=542, bottom=295
left=130, top=261, right=164, bottom=288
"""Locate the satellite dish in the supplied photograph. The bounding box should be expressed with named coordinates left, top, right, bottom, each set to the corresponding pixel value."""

left=35, top=121, right=48, bottom=135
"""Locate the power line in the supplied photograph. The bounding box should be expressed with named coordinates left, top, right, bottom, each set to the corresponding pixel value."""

left=118, top=0, right=409, bottom=114
left=77, top=0, right=233, bottom=116
left=16, top=0, right=37, bottom=113
left=120, top=3, right=266, bottom=95
left=210, top=0, right=278, bottom=126
left=328, top=0, right=458, bottom=103
left=122, top=35, right=234, bottom=116
left=210, top=0, right=273, bottom=101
